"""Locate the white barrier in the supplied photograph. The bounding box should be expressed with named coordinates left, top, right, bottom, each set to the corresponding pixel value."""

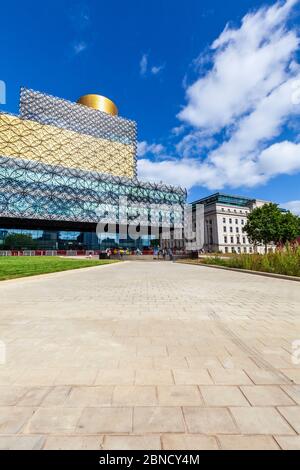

left=66, top=250, right=78, bottom=256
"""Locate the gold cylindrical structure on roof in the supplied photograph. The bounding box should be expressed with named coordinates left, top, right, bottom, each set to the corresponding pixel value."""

left=77, top=94, right=118, bottom=116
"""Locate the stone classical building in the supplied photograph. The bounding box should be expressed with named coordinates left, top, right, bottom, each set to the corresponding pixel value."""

left=191, top=193, right=275, bottom=254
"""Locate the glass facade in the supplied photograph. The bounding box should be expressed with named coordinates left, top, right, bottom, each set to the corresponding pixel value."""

left=0, top=228, right=158, bottom=251
left=192, top=193, right=254, bottom=209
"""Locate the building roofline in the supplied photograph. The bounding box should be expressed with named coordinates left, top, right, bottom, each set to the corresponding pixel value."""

left=191, top=192, right=256, bottom=206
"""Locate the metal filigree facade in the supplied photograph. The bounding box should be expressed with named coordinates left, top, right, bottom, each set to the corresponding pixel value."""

left=0, top=113, right=135, bottom=178
left=20, top=88, right=137, bottom=147
left=0, top=155, right=186, bottom=225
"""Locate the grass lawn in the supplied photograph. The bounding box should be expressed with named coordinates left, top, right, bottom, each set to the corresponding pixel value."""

left=0, top=256, right=120, bottom=281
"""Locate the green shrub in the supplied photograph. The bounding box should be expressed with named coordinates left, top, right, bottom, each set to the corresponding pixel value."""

left=202, top=246, right=300, bottom=277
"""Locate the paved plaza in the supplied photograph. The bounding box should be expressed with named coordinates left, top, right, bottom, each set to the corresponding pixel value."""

left=0, top=261, right=300, bottom=450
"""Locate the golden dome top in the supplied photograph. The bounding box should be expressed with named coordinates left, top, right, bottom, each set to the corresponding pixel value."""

left=77, top=94, right=118, bottom=116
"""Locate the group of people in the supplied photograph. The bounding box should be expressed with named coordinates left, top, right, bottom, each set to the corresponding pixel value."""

left=153, top=247, right=174, bottom=261
left=99, top=247, right=174, bottom=261
left=106, top=248, right=142, bottom=259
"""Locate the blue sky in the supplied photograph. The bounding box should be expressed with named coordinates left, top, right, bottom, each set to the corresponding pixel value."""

left=1, top=0, right=300, bottom=212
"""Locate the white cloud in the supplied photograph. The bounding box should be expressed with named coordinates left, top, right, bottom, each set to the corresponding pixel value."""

left=176, top=131, right=217, bottom=158
left=178, top=0, right=298, bottom=131
left=137, top=141, right=165, bottom=158
left=203, top=75, right=300, bottom=187
left=138, top=138, right=300, bottom=191
left=151, top=65, right=164, bottom=75
left=281, top=200, right=300, bottom=214
left=140, top=54, right=148, bottom=76
left=172, top=125, right=185, bottom=136
left=258, top=140, right=300, bottom=176
left=138, top=158, right=219, bottom=190
left=140, top=0, right=300, bottom=191
left=140, top=54, right=164, bottom=77
left=73, top=41, right=87, bottom=55
left=69, top=5, right=90, bottom=56
left=138, top=158, right=217, bottom=189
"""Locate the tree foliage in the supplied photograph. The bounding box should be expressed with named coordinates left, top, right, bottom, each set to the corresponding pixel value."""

left=280, top=211, right=300, bottom=244
left=243, top=203, right=300, bottom=252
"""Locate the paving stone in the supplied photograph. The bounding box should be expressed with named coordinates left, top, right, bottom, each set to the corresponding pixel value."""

left=245, top=369, right=290, bottom=385
left=230, top=407, right=295, bottom=435
left=219, top=356, right=258, bottom=370
left=65, top=386, right=113, bottom=407
left=200, top=386, right=249, bottom=406
left=209, top=368, right=253, bottom=385
left=76, top=407, right=132, bottom=434
left=54, top=368, right=98, bottom=386
left=133, top=407, right=185, bottom=433
left=162, top=434, right=219, bottom=450
left=17, top=387, right=50, bottom=406
left=0, top=407, right=35, bottom=434
left=112, top=386, right=157, bottom=406
left=103, top=435, right=161, bottom=450
left=274, top=436, right=300, bottom=450
left=280, top=369, right=300, bottom=384
left=27, top=407, right=82, bottom=434
left=277, top=406, right=300, bottom=433
left=0, top=386, right=27, bottom=406
left=135, top=370, right=173, bottom=385
left=0, top=435, right=45, bottom=450
left=241, top=386, right=295, bottom=406
left=15, top=369, right=58, bottom=386
left=95, top=370, right=135, bottom=385
left=119, top=357, right=154, bottom=369
left=40, top=386, right=71, bottom=407
left=259, top=354, right=291, bottom=369
left=218, top=435, right=279, bottom=450
left=153, top=357, right=188, bottom=369
left=157, top=386, right=203, bottom=406
left=44, top=435, right=103, bottom=450
left=167, top=346, right=199, bottom=357
left=281, top=385, right=300, bottom=404
left=187, top=356, right=222, bottom=369
left=183, top=407, right=238, bottom=434
left=173, top=369, right=213, bottom=385
left=137, top=345, right=167, bottom=357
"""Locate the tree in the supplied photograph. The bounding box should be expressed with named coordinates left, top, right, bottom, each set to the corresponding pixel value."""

left=243, top=203, right=282, bottom=253
left=280, top=211, right=300, bottom=244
